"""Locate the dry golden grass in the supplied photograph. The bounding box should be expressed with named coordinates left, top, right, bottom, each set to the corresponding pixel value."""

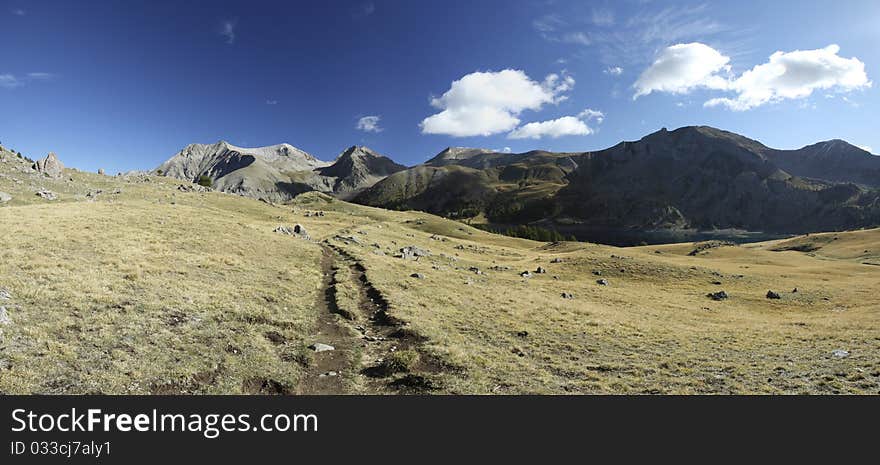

left=298, top=195, right=880, bottom=394
left=2, top=152, right=878, bottom=394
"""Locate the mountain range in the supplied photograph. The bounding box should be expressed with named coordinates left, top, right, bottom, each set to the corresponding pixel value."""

left=156, top=142, right=405, bottom=201
left=156, top=126, right=880, bottom=244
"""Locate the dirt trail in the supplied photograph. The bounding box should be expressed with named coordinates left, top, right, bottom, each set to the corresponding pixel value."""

left=327, top=243, right=441, bottom=393
left=296, top=242, right=439, bottom=394
left=295, top=246, right=355, bottom=394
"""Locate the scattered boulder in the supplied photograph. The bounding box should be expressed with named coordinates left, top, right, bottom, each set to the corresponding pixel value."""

left=177, top=183, right=209, bottom=193
left=32, top=152, right=65, bottom=178
left=333, top=235, right=361, bottom=245
left=520, top=271, right=532, bottom=278
left=468, top=267, right=483, bottom=275
left=511, top=347, right=526, bottom=357
left=831, top=349, right=849, bottom=359
left=596, top=279, right=609, bottom=286
left=275, top=225, right=309, bottom=239
left=0, top=192, right=11, bottom=203
left=707, top=291, right=729, bottom=301
left=35, top=190, right=58, bottom=201
left=561, top=292, right=575, bottom=299
left=410, top=273, right=425, bottom=279
left=535, top=267, right=546, bottom=274
left=400, top=246, right=431, bottom=260
left=766, top=290, right=781, bottom=300
left=97, top=168, right=105, bottom=175
left=309, top=343, right=335, bottom=352
left=516, top=330, right=529, bottom=338
left=792, top=288, right=798, bottom=293
left=550, top=258, right=563, bottom=263
left=592, top=270, right=602, bottom=276
left=0, top=306, right=10, bottom=325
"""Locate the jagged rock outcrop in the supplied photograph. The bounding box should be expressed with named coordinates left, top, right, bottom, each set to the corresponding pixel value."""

left=33, top=152, right=65, bottom=178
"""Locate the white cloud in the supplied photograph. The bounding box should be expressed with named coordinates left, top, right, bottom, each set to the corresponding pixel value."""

left=533, top=14, right=564, bottom=33
left=508, top=108, right=604, bottom=140
left=11, top=8, right=25, bottom=16
left=266, top=99, right=278, bottom=105
left=27, top=72, right=54, bottom=80
left=578, top=108, right=605, bottom=124
left=561, top=32, right=591, bottom=46
left=1, top=72, right=58, bottom=89
left=501, top=147, right=512, bottom=153
left=0, top=74, right=22, bottom=89
left=604, top=66, right=623, bottom=76
left=220, top=19, right=236, bottom=44
left=592, top=8, right=615, bottom=27
left=356, top=115, right=383, bottom=133
left=420, top=69, right=575, bottom=137
left=633, top=42, right=731, bottom=99
left=508, top=116, right=592, bottom=140
left=705, top=44, right=871, bottom=111
left=857, top=145, right=873, bottom=154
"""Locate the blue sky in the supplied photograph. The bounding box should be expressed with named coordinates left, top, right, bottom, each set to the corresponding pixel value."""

left=1, top=0, right=877, bottom=173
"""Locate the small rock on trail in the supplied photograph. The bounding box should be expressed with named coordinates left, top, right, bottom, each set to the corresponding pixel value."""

left=309, top=343, right=335, bottom=352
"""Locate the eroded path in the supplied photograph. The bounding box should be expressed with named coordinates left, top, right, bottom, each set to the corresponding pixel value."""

left=296, top=242, right=439, bottom=394
left=295, top=246, right=355, bottom=394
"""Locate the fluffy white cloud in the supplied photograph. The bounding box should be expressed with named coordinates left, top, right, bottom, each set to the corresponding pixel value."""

left=508, top=117, right=592, bottom=139
left=578, top=108, right=605, bottom=123
left=633, top=42, right=731, bottom=99
left=356, top=115, right=383, bottom=133
left=420, top=69, right=574, bottom=137
left=507, top=108, right=604, bottom=140
left=704, top=44, right=871, bottom=111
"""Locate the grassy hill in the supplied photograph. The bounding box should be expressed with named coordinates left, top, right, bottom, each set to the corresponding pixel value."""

left=1, top=148, right=878, bottom=394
